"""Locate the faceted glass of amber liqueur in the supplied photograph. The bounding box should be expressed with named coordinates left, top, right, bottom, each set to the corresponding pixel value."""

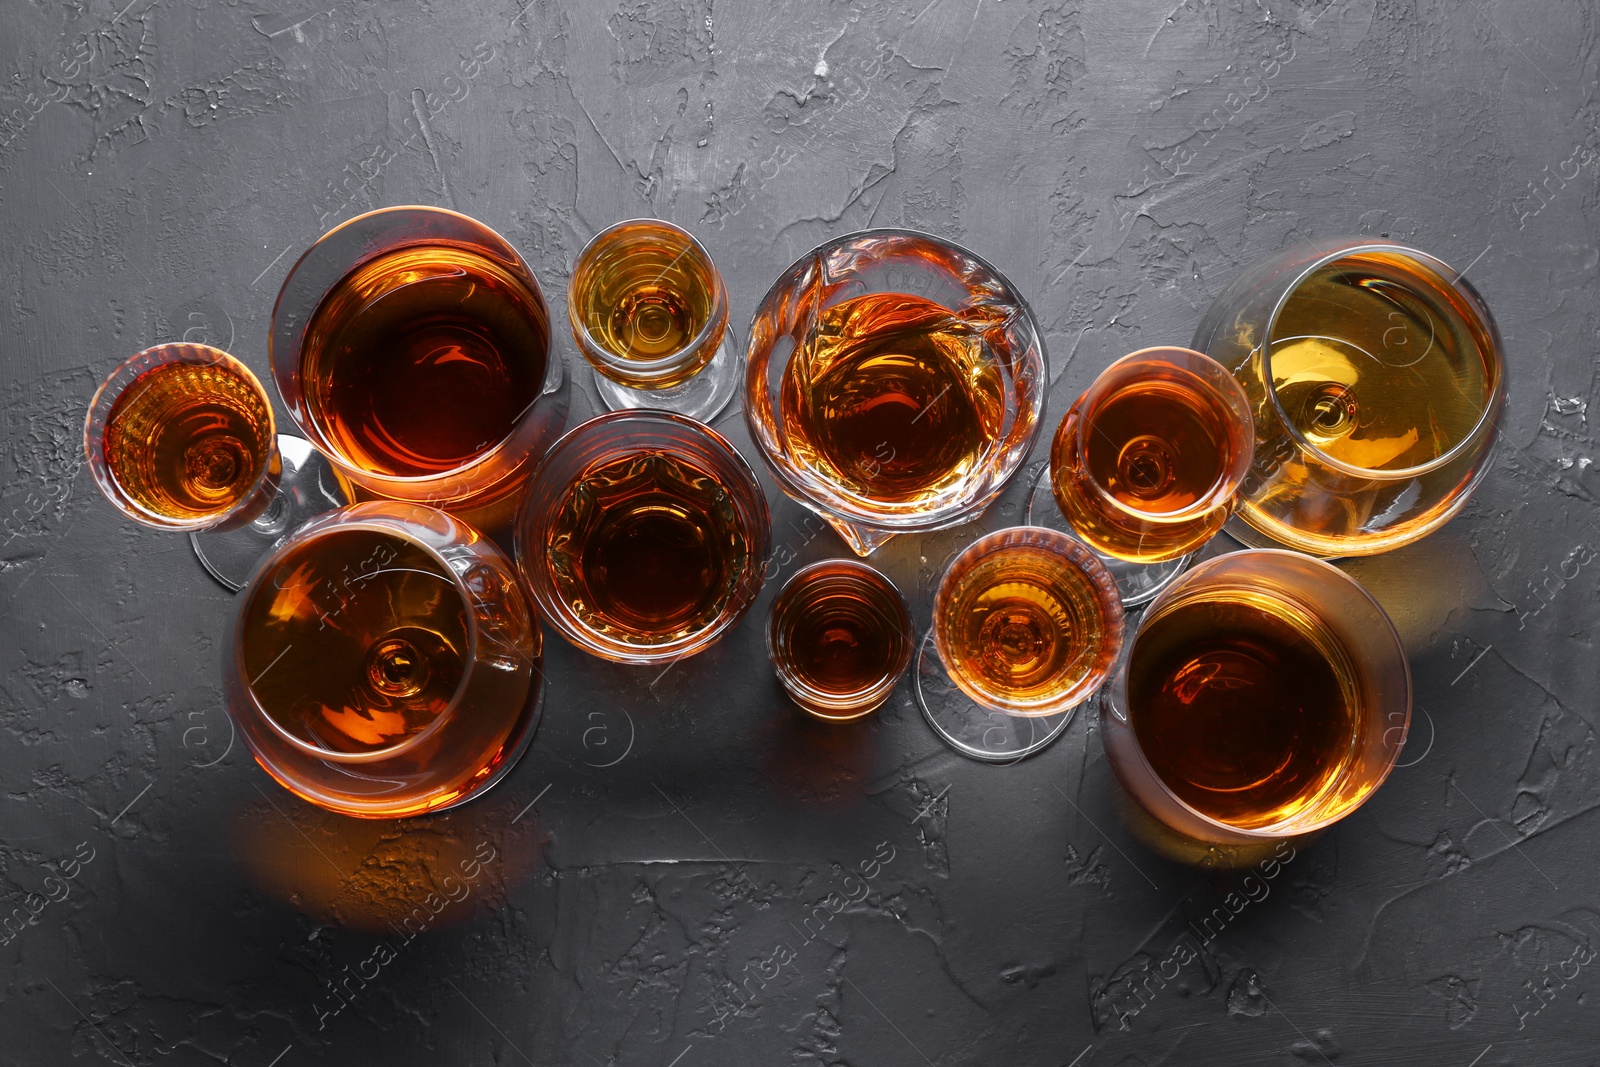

left=745, top=229, right=1046, bottom=555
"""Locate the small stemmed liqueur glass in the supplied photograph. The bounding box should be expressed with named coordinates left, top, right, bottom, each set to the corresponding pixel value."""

left=271, top=205, right=569, bottom=518
left=85, top=343, right=349, bottom=590
left=516, top=410, right=770, bottom=664
left=767, top=559, right=913, bottom=721
left=226, top=501, right=543, bottom=818
left=1102, top=550, right=1409, bottom=846
left=1027, top=346, right=1254, bottom=606
left=569, top=219, right=738, bottom=422
left=917, top=527, right=1124, bottom=762
left=746, top=229, right=1046, bottom=556
left=1190, top=238, right=1505, bottom=556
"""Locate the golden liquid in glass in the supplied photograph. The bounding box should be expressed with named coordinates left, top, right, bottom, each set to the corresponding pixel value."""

left=936, top=541, right=1115, bottom=711
left=103, top=360, right=273, bottom=522
left=546, top=450, right=754, bottom=646
left=301, top=245, right=549, bottom=478
left=780, top=292, right=1006, bottom=507
left=1128, top=592, right=1361, bottom=829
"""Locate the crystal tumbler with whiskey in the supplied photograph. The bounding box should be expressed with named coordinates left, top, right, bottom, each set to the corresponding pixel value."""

left=746, top=229, right=1046, bottom=555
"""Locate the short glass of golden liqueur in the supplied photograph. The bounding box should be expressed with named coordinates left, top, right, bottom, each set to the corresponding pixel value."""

left=1102, top=549, right=1410, bottom=846
left=745, top=229, right=1046, bottom=556
left=271, top=206, right=569, bottom=516
left=1034, top=346, right=1253, bottom=606
left=569, top=219, right=738, bottom=422
left=84, top=343, right=349, bottom=590
left=917, top=527, right=1123, bottom=762
left=515, top=410, right=770, bottom=664
left=767, top=559, right=912, bottom=721
left=1191, top=238, right=1505, bottom=556
left=225, top=501, right=543, bottom=818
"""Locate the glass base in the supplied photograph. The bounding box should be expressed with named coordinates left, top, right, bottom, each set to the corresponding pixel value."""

left=592, top=338, right=740, bottom=423
left=914, top=632, right=1074, bottom=763
left=191, top=435, right=350, bottom=592
left=1023, top=464, right=1191, bottom=608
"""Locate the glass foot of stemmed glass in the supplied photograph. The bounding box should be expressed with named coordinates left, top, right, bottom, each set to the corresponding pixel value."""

left=191, top=435, right=350, bottom=592
left=592, top=338, right=739, bottom=423
left=1023, top=463, right=1189, bottom=608
left=913, top=632, right=1074, bottom=763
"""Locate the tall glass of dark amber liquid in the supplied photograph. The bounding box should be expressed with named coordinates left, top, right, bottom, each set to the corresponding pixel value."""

left=515, top=410, right=770, bottom=664
left=1039, top=346, right=1253, bottom=605
left=271, top=206, right=568, bottom=515
left=225, top=501, right=543, bottom=818
left=570, top=219, right=737, bottom=422
left=746, top=229, right=1046, bottom=556
left=1102, top=550, right=1410, bottom=846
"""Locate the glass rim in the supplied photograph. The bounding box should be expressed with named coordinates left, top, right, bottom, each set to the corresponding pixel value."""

left=1068, top=345, right=1254, bottom=522
left=84, top=343, right=278, bottom=533
left=932, top=525, right=1125, bottom=717
left=231, top=506, right=482, bottom=764
left=271, top=204, right=555, bottom=488
left=766, top=557, right=913, bottom=713
left=570, top=217, right=729, bottom=378
left=744, top=226, right=1048, bottom=532
left=1117, top=548, right=1413, bottom=839
left=1260, top=240, right=1507, bottom=481
left=517, top=408, right=771, bottom=664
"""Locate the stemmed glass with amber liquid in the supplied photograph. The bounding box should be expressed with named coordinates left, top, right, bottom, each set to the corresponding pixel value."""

left=516, top=410, right=770, bottom=664
left=1191, top=239, right=1504, bottom=555
left=85, top=343, right=349, bottom=590
left=1102, top=550, right=1410, bottom=847
left=570, top=219, right=738, bottom=422
left=917, top=527, right=1124, bottom=762
left=271, top=206, right=569, bottom=527
left=746, top=230, right=1046, bottom=556
left=1028, top=347, right=1254, bottom=606
left=226, top=501, right=543, bottom=818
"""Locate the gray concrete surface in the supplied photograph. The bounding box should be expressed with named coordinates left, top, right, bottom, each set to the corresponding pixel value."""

left=1, top=0, right=1597, bottom=1063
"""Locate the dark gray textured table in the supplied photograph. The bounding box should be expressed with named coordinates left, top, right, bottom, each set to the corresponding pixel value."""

left=2, top=1, right=1597, bottom=1063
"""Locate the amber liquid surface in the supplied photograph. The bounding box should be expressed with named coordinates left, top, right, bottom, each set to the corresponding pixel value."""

left=770, top=563, right=910, bottom=715
left=938, top=543, right=1115, bottom=710
left=103, top=360, right=274, bottom=522
left=1239, top=252, right=1498, bottom=554
left=239, top=528, right=469, bottom=756
left=780, top=292, right=1006, bottom=506
left=572, top=224, right=721, bottom=385
left=302, top=245, right=549, bottom=478
left=1052, top=371, right=1245, bottom=562
left=1269, top=260, right=1492, bottom=473
left=1128, top=594, right=1360, bottom=829
left=547, top=450, right=753, bottom=646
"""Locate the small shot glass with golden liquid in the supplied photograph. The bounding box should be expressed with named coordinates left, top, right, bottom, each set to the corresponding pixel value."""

left=767, top=559, right=913, bottom=721
left=569, top=219, right=737, bottom=422
left=931, top=527, right=1124, bottom=717
left=516, top=410, right=770, bottom=664
left=225, top=502, right=543, bottom=818
left=1102, top=550, right=1410, bottom=847
left=1050, top=346, right=1253, bottom=566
